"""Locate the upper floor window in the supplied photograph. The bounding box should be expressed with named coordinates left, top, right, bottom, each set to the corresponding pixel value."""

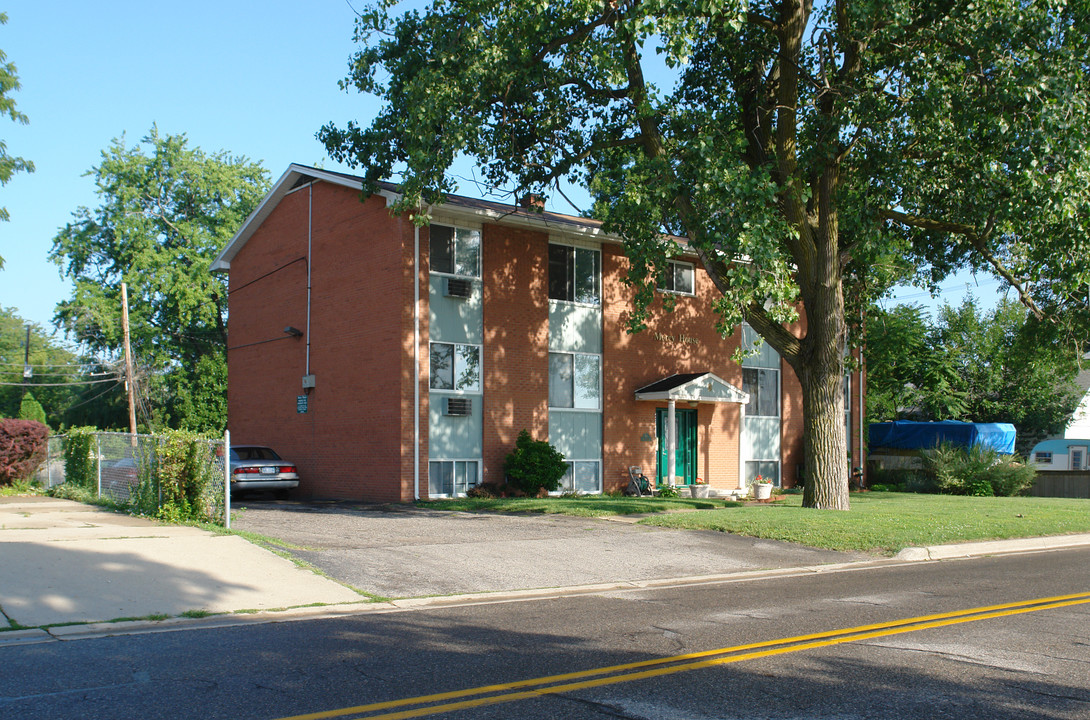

left=658, top=260, right=694, bottom=295
left=548, top=243, right=600, bottom=305
left=742, top=367, right=779, bottom=417
left=430, top=225, right=480, bottom=278
left=430, top=342, right=481, bottom=393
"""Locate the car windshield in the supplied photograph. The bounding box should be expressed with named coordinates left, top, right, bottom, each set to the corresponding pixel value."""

left=231, top=447, right=282, bottom=461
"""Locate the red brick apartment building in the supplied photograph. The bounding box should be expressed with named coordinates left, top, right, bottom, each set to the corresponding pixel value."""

left=213, top=165, right=866, bottom=502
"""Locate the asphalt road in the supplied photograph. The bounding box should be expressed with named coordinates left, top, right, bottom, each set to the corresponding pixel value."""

left=2, top=546, right=1088, bottom=720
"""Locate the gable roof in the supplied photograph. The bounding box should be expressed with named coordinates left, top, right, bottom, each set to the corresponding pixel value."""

left=211, top=164, right=618, bottom=272
left=634, top=372, right=749, bottom=404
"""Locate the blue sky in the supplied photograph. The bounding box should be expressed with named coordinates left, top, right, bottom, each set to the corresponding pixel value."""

left=0, top=1, right=384, bottom=333
left=0, top=1, right=999, bottom=339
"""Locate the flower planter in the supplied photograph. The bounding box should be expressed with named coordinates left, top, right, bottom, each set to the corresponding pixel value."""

left=690, top=484, right=710, bottom=498
left=753, top=482, right=773, bottom=500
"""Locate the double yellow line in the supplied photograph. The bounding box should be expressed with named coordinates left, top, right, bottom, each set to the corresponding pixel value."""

left=276, top=591, right=1090, bottom=720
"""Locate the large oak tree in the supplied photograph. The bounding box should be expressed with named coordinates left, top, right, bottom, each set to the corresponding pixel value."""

left=321, top=0, right=1090, bottom=509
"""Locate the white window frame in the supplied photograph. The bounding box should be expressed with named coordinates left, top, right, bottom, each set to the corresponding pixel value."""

left=552, top=459, right=602, bottom=495
left=742, top=367, right=781, bottom=418
left=548, top=241, right=601, bottom=307
left=548, top=351, right=602, bottom=411
left=428, top=459, right=481, bottom=497
left=657, top=259, right=695, bottom=296
left=429, top=224, right=481, bottom=279
left=429, top=342, right=482, bottom=394
left=745, top=460, right=781, bottom=488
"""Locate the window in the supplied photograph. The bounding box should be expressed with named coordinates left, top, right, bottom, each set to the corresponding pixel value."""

left=430, top=225, right=480, bottom=277
left=548, top=243, right=600, bottom=305
left=549, top=352, right=600, bottom=409
left=429, top=460, right=479, bottom=496
left=558, top=460, right=600, bottom=494
left=1034, top=452, right=1053, bottom=464
left=745, top=460, right=780, bottom=487
left=658, top=260, right=694, bottom=295
left=429, top=343, right=480, bottom=392
left=844, top=373, right=851, bottom=454
left=742, top=367, right=779, bottom=417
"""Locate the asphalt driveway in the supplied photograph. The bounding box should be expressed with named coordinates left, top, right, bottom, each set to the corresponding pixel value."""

left=232, top=500, right=874, bottom=599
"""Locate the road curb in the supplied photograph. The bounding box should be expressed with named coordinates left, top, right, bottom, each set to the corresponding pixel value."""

left=893, top=533, right=1090, bottom=562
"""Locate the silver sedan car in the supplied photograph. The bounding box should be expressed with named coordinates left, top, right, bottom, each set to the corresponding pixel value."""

left=229, top=445, right=300, bottom=498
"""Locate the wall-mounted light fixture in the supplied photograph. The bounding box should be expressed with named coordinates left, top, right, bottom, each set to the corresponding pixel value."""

left=283, top=326, right=304, bottom=337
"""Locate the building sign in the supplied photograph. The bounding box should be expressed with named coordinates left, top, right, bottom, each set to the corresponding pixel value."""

left=654, top=332, right=699, bottom=346
left=296, top=395, right=308, bottom=414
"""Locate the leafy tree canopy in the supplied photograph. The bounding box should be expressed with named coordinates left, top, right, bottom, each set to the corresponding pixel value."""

left=0, top=11, right=34, bottom=265
left=321, top=0, right=1090, bottom=508
left=866, top=297, right=1081, bottom=455
left=49, top=127, right=270, bottom=433
left=0, top=306, right=117, bottom=428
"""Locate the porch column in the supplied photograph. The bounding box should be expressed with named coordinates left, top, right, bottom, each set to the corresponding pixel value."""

left=738, top=402, right=746, bottom=491
left=667, top=398, right=676, bottom=487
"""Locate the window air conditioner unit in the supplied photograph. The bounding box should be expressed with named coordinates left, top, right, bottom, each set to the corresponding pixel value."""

left=444, top=278, right=473, bottom=299
left=445, top=397, right=472, bottom=416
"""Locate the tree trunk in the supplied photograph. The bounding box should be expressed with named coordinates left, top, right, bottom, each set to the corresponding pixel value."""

left=799, top=360, right=850, bottom=510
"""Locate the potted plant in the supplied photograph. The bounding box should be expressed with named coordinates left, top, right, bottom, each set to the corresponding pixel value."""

left=691, top=477, right=710, bottom=498
left=751, top=475, right=773, bottom=500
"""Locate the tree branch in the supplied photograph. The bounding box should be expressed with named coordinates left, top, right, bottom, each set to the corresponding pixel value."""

left=880, top=208, right=1046, bottom=319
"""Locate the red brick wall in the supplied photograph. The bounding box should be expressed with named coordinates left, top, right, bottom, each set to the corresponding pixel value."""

left=228, top=181, right=416, bottom=501
left=480, top=224, right=550, bottom=484
left=230, top=181, right=824, bottom=500
left=601, top=246, right=745, bottom=492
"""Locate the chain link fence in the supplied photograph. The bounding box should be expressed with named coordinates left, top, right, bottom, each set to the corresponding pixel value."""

left=33, top=431, right=228, bottom=526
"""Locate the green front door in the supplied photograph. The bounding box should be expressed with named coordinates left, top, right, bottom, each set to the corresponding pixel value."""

left=656, top=408, right=698, bottom=485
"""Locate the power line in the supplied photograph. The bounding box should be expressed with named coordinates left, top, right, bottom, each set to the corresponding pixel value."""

left=0, top=377, right=121, bottom=387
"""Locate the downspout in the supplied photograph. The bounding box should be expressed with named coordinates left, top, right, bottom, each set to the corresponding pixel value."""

left=306, top=184, right=313, bottom=376
left=414, top=220, right=421, bottom=500
left=858, top=347, right=865, bottom=487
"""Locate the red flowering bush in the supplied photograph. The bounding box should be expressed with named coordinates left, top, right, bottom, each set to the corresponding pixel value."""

left=0, top=419, right=50, bottom=485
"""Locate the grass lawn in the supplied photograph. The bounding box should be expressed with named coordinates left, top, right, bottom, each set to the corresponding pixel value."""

left=641, top=492, right=1090, bottom=554
left=422, top=492, right=1090, bottom=555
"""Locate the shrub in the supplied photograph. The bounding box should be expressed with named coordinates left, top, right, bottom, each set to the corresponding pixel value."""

left=0, top=419, right=49, bottom=485
left=981, top=454, right=1036, bottom=497
left=921, top=443, right=1035, bottom=497
left=63, top=427, right=98, bottom=489
left=18, top=393, right=47, bottom=426
left=503, top=429, right=566, bottom=496
left=134, top=430, right=215, bottom=521
left=466, top=482, right=501, bottom=499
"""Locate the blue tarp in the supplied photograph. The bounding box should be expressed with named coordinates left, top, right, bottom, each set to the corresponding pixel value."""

left=869, top=420, right=1016, bottom=454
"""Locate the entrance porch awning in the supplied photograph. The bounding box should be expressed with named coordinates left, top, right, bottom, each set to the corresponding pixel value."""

left=634, top=372, right=748, bottom=405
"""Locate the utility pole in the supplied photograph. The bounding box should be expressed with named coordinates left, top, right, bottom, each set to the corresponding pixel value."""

left=121, top=283, right=138, bottom=437
left=21, top=325, right=30, bottom=400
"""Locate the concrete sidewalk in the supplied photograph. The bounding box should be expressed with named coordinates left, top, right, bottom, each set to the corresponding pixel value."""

left=0, top=497, right=362, bottom=632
